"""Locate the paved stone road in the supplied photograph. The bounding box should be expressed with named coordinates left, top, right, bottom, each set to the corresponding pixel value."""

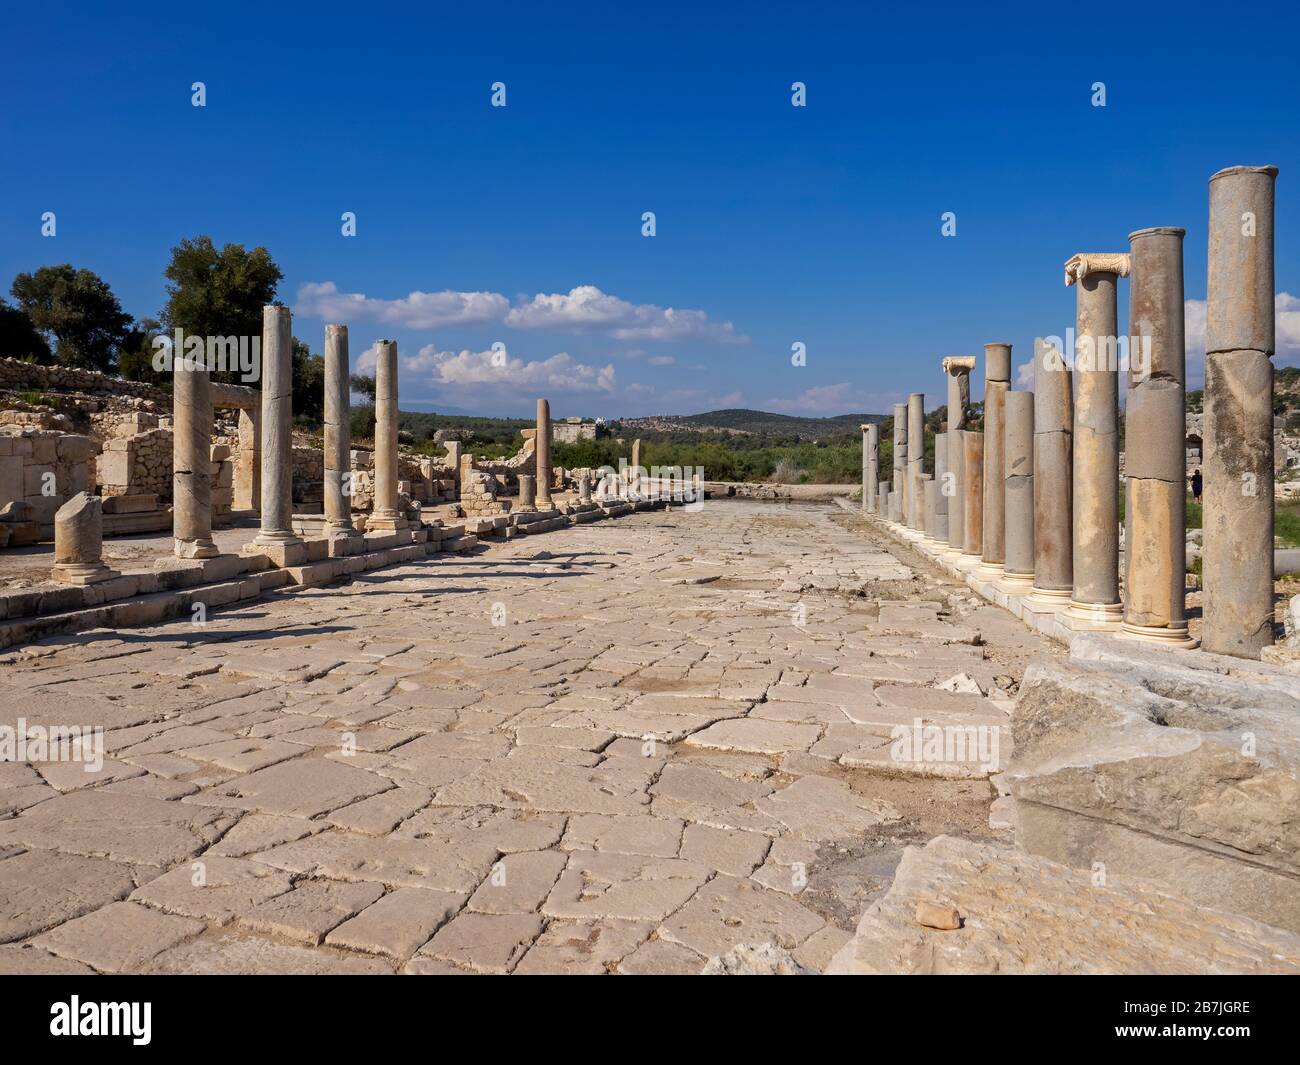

left=0, top=500, right=1056, bottom=974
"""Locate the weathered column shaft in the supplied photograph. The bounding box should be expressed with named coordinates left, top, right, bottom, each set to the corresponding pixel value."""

left=1124, top=227, right=1190, bottom=641
left=922, top=476, right=937, bottom=538
left=862, top=423, right=878, bottom=512
left=933, top=430, right=949, bottom=542
left=1033, top=338, right=1073, bottom=599
left=536, top=399, right=553, bottom=508
left=942, top=356, right=975, bottom=551
left=1003, top=391, right=1034, bottom=584
left=369, top=339, right=405, bottom=529
left=891, top=403, right=907, bottom=523
left=1066, top=255, right=1127, bottom=620
left=518, top=474, right=536, bottom=510
left=982, top=343, right=1011, bottom=568
left=962, top=431, right=984, bottom=557
left=323, top=324, right=356, bottom=535
left=1203, top=165, right=1279, bottom=658
left=52, top=492, right=115, bottom=584
left=255, top=305, right=300, bottom=544
left=907, top=393, right=925, bottom=530
left=173, top=350, right=218, bottom=558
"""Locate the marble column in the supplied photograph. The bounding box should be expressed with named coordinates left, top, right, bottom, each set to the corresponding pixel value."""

left=368, top=340, right=406, bottom=531
left=1001, top=391, right=1035, bottom=591
left=961, top=431, right=984, bottom=565
left=172, top=349, right=219, bottom=558
left=251, top=305, right=303, bottom=550
left=922, top=476, right=938, bottom=541
left=578, top=473, right=592, bottom=505
left=1124, top=227, right=1193, bottom=646
left=51, top=492, right=117, bottom=585
left=861, top=423, right=878, bottom=512
left=932, top=430, right=950, bottom=543
left=323, top=324, right=360, bottom=543
left=1031, top=337, right=1073, bottom=604
left=891, top=403, right=907, bottom=524
left=880, top=482, right=891, bottom=520
left=942, top=356, right=976, bottom=551
left=981, top=343, right=1011, bottom=577
left=1065, top=253, right=1128, bottom=626
left=907, top=393, right=925, bottom=531
left=518, top=473, right=537, bottom=511
left=536, top=399, right=553, bottom=509
left=1203, top=165, right=1279, bottom=658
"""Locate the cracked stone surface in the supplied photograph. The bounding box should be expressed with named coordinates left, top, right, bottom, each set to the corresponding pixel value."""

left=0, top=501, right=1059, bottom=973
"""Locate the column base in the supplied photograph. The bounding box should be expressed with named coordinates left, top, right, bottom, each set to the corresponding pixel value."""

left=955, top=552, right=982, bottom=575
left=1026, top=585, right=1072, bottom=611
left=326, top=526, right=364, bottom=557
left=51, top=561, right=119, bottom=586
left=997, top=570, right=1035, bottom=596
left=366, top=511, right=408, bottom=532
left=1065, top=599, right=1124, bottom=631
left=243, top=539, right=308, bottom=567
left=175, top=537, right=219, bottom=560
left=1118, top=620, right=1199, bottom=649
left=974, top=561, right=1005, bottom=583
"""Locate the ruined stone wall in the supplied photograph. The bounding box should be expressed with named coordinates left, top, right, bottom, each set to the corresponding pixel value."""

left=97, top=428, right=172, bottom=501
left=0, top=427, right=94, bottom=536
left=0, top=357, right=168, bottom=402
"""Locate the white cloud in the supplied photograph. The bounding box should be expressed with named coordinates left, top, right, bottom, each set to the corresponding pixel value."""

left=765, top=383, right=899, bottom=415
left=402, top=345, right=615, bottom=393
left=505, top=285, right=748, bottom=344
left=295, top=282, right=508, bottom=330
left=647, top=355, right=675, bottom=366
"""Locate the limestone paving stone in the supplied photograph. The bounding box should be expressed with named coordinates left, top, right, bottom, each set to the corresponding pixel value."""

left=542, top=851, right=712, bottom=923
left=33, top=901, right=205, bottom=973
left=659, top=875, right=826, bottom=957
left=189, top=757, right=392, bottom=818
left=514, top=918, right=653, bottom=974
left=325, top=886, right=463, bottom=960
left=467, top=849, right=569, bottom=914
left=240, top=878, right=385, bottom=944
left=0, top=850, right=136, bottom=942
left=417, top=912, right=544, bottom=973
left=130, top=856, right=294, bottom=924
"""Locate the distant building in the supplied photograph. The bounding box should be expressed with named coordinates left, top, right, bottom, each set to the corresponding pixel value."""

left=552, top=418, right=606, bottom=444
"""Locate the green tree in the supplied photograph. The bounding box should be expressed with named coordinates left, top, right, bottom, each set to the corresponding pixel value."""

left=10, top=265, right=132, bottom=370
left=161, top=236, right=282, bottom=384
left=0, top=299, right=53, bottom=363
left=291, top=337, right=326, bottom=425
left=118, top=318, right=170, bottom=386
left=350, top=373, right=377, bottom=401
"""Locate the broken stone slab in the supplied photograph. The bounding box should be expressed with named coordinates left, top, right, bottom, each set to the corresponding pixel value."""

left=1006, top=634, right=1300, bottom=932
left=827, top=836, right=1300, bottom=974
left=701, top=941, right=815, bottom=975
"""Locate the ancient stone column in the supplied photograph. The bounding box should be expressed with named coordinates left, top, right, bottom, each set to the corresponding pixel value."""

left=1001, top=391, right=1035, bottom=590
left=1065, top=252, right=1129, bottom=626
left=922, top=476, right=938, bottom=541
left=1123, top=227, right=1193, bottom=645
left=879, top=482, right=891, bottom=520
left=861, top=423, right=878, bottom=512
left=52, top=492, right=117, bottom=585
left=932, top=430, right=950, bottom=543
left=578, top=473, right=592, bottom=504
left=518, top=473, right=537, bottom=511
left=368, top=340, right=406, bottom=531
left=323, top=324, right=360, bottom=542
left=252, top=305, right=303, bottom=549
left=981, top=343, right=1011, bottom=576
left=891, top=403, right=907, bottom=524
left=1203, top=165, right=1279, bottom=658
left=942, top=357, right=976, bottom=551
left=907, top=393, right=925, bottom=531
left=961, top=431, right=984, bottom=564
left=536, top=399, right=553, bottom=509
left=1031, top=337, right=1073, bottom=605
left=172, top=349, right=219, bottom=559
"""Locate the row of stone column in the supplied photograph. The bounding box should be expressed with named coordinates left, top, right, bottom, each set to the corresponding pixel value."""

left=865, top=164, right=1278, bottom=659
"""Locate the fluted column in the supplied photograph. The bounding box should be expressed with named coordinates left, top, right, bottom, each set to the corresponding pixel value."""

left=861, top=423, right=878, bottom=512
left=1123, top=227, right=1193, bottom=645
left=1031, top=337, right=1073, bottom=605
left=173, top=350, right=218, bottom=558
left=366, top=340, right=406, bottom=531
left=1001, top=392, right=1034, bottom=591
left=324, top=325, right=360, bottom=542
left=1065, top=252, right=1128, bottom=627
left=252, top=305, right=302, bottom=548
left=942, top=357, right=976, bottom=552
left=907, top=393, right=925, bottom=531
left=981, top=343, right=1011, bottom=577
left=891, top=403, right=907, bottom=524
left=536, top=399, right=553, bottom=509
left=1203, top=166, right=1279, bottom=657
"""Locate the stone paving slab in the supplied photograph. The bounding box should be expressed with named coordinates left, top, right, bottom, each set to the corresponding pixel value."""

left=0, top=501, right=1080, bottom=974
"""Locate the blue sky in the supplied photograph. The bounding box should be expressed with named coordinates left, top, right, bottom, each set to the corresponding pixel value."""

left=2, top=1, right=1297, bottom=418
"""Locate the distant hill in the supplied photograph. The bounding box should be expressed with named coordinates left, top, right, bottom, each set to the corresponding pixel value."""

left=618, top=408, right=887, bottom=441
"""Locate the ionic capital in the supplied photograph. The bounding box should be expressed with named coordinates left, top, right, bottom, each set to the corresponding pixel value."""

left=1064, top=253, right=1131, bottom=286
left=942, top=355, right=977, bottom=377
